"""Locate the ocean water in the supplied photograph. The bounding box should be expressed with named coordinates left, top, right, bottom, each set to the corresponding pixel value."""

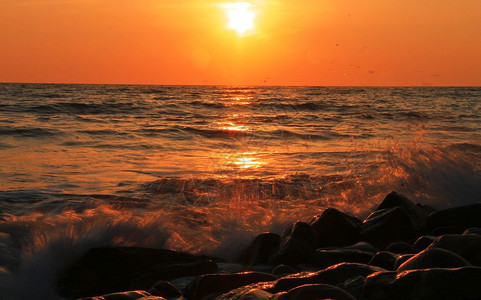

left=0, top=84, right=480, bottom=298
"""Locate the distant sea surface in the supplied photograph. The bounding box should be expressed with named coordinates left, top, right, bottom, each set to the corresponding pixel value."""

left=0, top=84, right=480, bottom=297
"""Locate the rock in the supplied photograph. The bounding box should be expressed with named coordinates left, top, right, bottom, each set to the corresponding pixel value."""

left=312, top=249, right=372, bottom=269
left=428, top=234, right=481, bottom=266
left=374, top=266, right=481, bottom=299
left=431, top=226, right=464, bottom=236
left=397, top=248, right=471, bottom=271
left=377, top=192, right=427, bottom=225
left=337, top=276, right=365, bottom=300
left=269, top=222, right=317, bottom=266
left=274, top=283, right=357, bottom=300
left=148, top=281, right=181, bottom=299
left=57, top=247, right=218, bottom=299
left=272, top=265, right=297, bottom=277
left=393, top=254, right=415, bottom=270
left=344, top=241, right=378, bottom=253
left=412, top=236, right=436, bottom=253
left=427, top=203, right=481, bottom=232
left=240, top=233, right=281, bottom=267
left=308, top=208, right=361, bottom=247
left=216, top=288, right=273, bottom=300
left=368, top=251, right=398, bottom=271
left=360, top=207, right=423, bottom=248
left=183, top=272, right=276, bottom=300
left=463, top=227, right=481, bottom=235
left=416, top=203, right=436, bottom=215
left=363, top=271, right=397, bottom=300
left=385, top=242, right=412, bottom=254
left=268, top=263, right=384, bottom=293
left=77, top=290, right=165, bottom=300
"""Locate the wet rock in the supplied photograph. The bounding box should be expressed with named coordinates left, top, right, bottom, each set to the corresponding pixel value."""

left=427, top=203, right=481, bottom=232
left=77, top=290, right=165, bottom=300
left=183, top=272, right=276, bottom=300
left=393, top=254, right=415, bottom=270
left=360, top=207, right=422, bottom=248
left=240, top=233, right=281, bottom=266
left=377, top=192, right=427, bottom=225
left=309, top=208, right=361, bottom=247
left=269, top=222, right=317, bottom=266
left=428, top=234, right=481, bottom=266
left=412, top=235, right=436, bottom=253
left=374, top=267, right=481, bottom=299
left=368, top=251, right=398, bottom=270
left=416, top=203, right=436, bottom=215
left=397, top=248, right=471, bottom=271
left=57, top=247, right=218, bottom=299
left=385, top=242, right=412, bottom=254
left=312, top=249, right=372, bottom=269
left=463, top=227, right=481, bottom=235
left=268, top=263, right=384, bottom=293
left=272, top=265, right=297, bottom=277
left=363, top=271, right=397, bottom=300
left=337, top=276, right=365, bottom=300
left=216, top=288, right=273, bottom=300
left=274, top=283, right=356, bottom=300
left=431, top=226, right=464, bottom=236
left=148, top=281, right=181, bottom=299
left=344, top=241, right=378, bottom=253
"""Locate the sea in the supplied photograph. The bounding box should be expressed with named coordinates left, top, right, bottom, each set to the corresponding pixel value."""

left=0, top=84, right=480, bottom=298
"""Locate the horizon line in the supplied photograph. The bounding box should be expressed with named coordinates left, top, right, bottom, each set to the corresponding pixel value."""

left=1, top=81, right=480, bottom=88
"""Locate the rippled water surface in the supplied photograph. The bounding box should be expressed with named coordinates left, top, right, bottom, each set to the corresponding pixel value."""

left=0, top=84, right=480, bottom=298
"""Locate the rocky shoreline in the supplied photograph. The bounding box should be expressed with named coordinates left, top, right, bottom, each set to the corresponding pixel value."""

left=57, top=192, right=481, bottom=299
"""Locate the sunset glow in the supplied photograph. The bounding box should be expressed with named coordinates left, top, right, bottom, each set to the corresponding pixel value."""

left=0, top=0, right=480, bottom=85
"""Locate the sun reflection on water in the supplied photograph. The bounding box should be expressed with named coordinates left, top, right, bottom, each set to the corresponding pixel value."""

left=233, top=152, right=264, bottom=169
left=217, top=121, right=249, bottom=132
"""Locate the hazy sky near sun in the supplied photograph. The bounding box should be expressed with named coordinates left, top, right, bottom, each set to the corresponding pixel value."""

left=1, top=0, right=480, bottom=86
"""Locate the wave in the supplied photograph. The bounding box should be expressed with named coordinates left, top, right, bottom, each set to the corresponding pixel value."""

left=0, top=143, right=480, bottom=298
left=0, top=127, right=62, bottom=138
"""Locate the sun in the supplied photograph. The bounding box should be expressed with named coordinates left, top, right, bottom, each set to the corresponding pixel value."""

left=225, top=2, right=255, bottom=35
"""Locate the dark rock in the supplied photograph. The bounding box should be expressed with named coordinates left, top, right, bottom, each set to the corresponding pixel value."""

left=416, top=203, right=436, bottom=215
left=272, top=265, right=297, bottom=277
left=268, top=263, right=384, bottom=293
left=312, top=249, right=372, bottom=269
left=412, top=235, right=436, bottom=253
left=360, top=207, right=423, bottom=248
left=309, top=208, right=361, bottom=247
left=182, top=272, right=276, bottom=300
left=464, top=227, right=481, bottom=235
left=428, top=234, right=481, bottom=266
left=374, top=266, right=481, bottom=299
left=148, top=281, right=181, bottom=299
left=377, top=192, right=427, bottom=225
left=368, top=251, right=398, bottom=271
left=275, top=283, right=357, bottom=300
left=385, top=242, right=412, bottom=254
left=216, top=288, right=273, bottom=300
left=431, top=226, right=464, bottom=236
left=240, top=233, right=281, bottom=266
left=363, top=271, right=397, bottom=300
left=397, top=247, right=471, bottom=271
left=77, top=290, right=165, bottom=300
left=344, top=241, right=378, bottom=253
left=57, top=247, right=217, bottom=299
left=269, top=222, right=317, bottom=266
left=393, top=254, right=415, bottom=270
left=337, top=275, right=365, bottom=300
left=427, top=203, right=481, bottom=231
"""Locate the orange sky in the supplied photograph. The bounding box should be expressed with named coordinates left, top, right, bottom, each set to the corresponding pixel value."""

left=1, top=0, right=480, bottom=86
